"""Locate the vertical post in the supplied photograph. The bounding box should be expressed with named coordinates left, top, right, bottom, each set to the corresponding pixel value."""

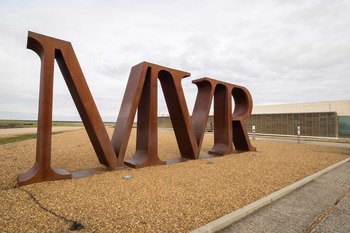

left=297, top=126, right=301, bottom=144
left=252, top=125, right=256, bottom=140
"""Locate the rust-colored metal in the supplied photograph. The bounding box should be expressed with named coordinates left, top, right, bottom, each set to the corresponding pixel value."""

left=111, top=62, right=168, bottom=168
left=18, top=31, right=256, bottom=186
left=112, top=68, right=255, bottom=167
left=231, top=85, right=256, bottom=152
left=17, top=32, right=118, bottom=186
left=111, top=62, right=206, bottom=167
left=192, top=78, right=256, bottom=155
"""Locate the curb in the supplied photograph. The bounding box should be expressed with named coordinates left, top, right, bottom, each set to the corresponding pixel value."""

left=190, top=158, right=350, bottom=233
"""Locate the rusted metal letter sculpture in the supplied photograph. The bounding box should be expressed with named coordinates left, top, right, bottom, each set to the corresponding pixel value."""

left=17, top=32, right=255, bottom=186
left=111, top=62, right=199, bottom=168
left=192, top=78, right=255, bottom=155
left=17, top=32, right=118, bottom=186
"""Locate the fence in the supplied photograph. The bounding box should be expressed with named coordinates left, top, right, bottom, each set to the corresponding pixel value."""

left=158, top=112, right=338, bottom=138
left=245, top=112, right=338, bottom=137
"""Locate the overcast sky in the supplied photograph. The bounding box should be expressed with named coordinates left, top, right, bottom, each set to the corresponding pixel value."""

left=0, top=0, right=349, bottom=121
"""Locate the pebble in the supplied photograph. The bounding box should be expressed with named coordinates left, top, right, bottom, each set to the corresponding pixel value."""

left=0, top=128, right=348, bottom=232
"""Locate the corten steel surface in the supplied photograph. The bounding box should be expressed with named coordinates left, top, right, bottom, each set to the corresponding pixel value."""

left=192, top=78, right=256, bottom=155
left=111, top=62, right=169, bottom=168
left=232, top=86, right=256, bottom=152
left=18, top=31, right=256, bottom=186
left=111, top=66, right=255, bottom=168
left=111, top=62, right=208, bottom=168
left=17, top=32, right=118, bottom=186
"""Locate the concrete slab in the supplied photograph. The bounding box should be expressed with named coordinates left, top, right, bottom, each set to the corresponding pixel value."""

left=191, top=158, right=350, bottom=233
left=218, top=160, right=350, bottom=233
left=313, top=193, right=350, bottom=233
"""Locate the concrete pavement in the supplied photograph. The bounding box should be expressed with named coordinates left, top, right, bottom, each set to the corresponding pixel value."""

left=192, top=158, right=350, bottom=233
left=253, top=135, right=350, bottom=148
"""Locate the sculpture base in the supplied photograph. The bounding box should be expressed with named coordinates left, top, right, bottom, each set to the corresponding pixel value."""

left=17, top=163, right=71, bottom=186
left=124, top=150, right=166, bottom=168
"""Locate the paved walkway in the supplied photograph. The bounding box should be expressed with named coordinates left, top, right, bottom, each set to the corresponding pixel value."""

left=255, top=137, right=350, bottom=148
left=215, top=160, right=350, bottom=233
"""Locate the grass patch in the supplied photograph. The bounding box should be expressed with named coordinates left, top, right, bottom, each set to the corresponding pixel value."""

left=0, top=134, right=37, bottom=145
left=0, top=131, right=69, bottom=145
left=0, top=120, right=86, bottom=129
left=0, top=120, right=37, bottom=129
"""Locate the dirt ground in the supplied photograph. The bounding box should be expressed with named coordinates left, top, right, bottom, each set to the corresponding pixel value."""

left=0, top=127, right=349, bottom=232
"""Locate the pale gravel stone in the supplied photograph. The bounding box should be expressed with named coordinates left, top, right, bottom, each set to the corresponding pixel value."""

left=0, top=127, right=349, bottom=232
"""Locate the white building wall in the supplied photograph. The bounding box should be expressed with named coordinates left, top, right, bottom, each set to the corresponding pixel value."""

left=252, top=100, right=350, bottom=116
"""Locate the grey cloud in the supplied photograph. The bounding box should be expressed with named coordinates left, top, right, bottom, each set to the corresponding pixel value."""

left=0, top=0, right=349, bottom=120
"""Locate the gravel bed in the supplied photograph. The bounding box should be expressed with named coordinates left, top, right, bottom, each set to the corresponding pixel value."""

left=0, top=128, right=349, bottom=232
